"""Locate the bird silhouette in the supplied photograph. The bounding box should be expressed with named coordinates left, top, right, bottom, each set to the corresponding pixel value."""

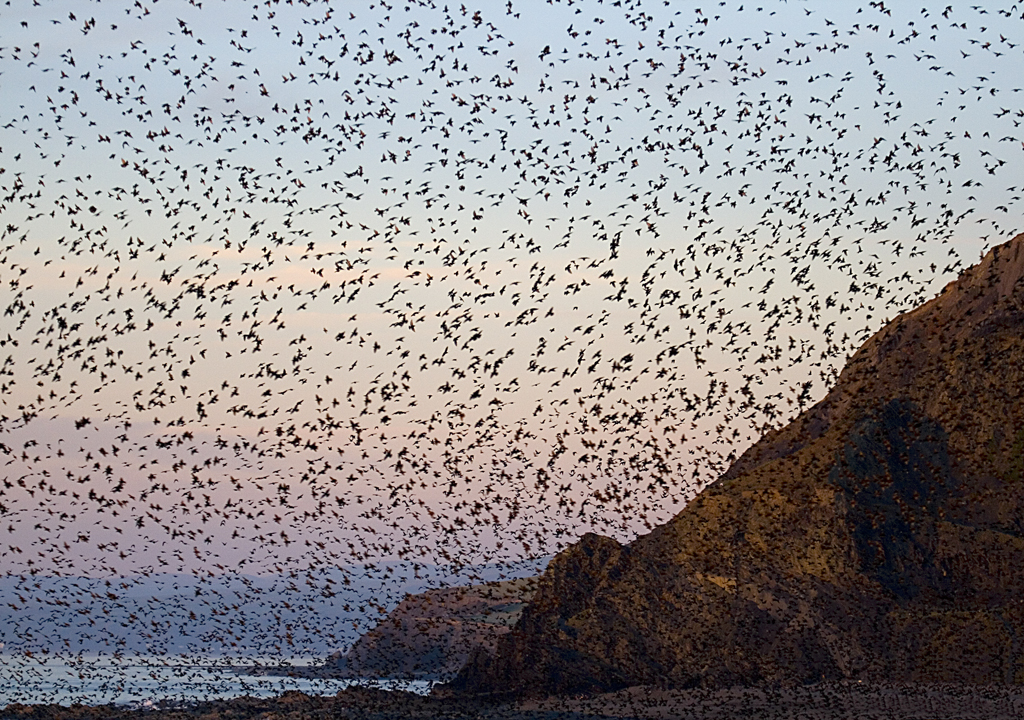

left=0, top=0, right=1021, bottom=711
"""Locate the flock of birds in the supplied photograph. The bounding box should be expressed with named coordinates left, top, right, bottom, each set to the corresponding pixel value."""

left=0, top=0, right=1023, bottom=703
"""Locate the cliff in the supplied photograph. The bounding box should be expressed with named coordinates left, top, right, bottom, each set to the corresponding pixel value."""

left=446, top=233, right=1024, bottom=696
left=330, top=577, right=536, bottom=680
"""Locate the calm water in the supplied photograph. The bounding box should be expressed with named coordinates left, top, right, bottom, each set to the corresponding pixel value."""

left=0, top=655, right=433, bottom=707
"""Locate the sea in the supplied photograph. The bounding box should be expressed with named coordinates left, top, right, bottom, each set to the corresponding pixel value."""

left=0, top=654, right=434, bottom=708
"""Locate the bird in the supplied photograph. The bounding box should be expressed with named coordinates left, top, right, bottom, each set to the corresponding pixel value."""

left=0, top=0, right=1020, bottom=710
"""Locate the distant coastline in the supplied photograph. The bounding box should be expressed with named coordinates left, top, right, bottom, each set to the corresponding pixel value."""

left=238, top=660, right=442, bottom=681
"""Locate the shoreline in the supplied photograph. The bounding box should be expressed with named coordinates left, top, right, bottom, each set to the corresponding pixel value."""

left=4, top=681, right=1024, bottom=719
left=238, top=661, right=446, bottom=684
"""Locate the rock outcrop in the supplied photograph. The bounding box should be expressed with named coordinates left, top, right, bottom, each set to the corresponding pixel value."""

left=330, top=577, right=536, bottom=680
left=446, top=233, right=1024, bottom=696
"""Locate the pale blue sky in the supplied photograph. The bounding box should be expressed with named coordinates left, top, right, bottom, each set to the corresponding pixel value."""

left=0, top=0, right=1021, bottom=609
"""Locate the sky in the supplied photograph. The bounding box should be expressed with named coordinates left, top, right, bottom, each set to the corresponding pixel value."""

left=1, top=0, right=1023, bottom=655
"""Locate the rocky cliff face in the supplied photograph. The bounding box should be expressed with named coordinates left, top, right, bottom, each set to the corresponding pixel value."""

left=331, top=577, right=535, bottom=680
left=446, top=233, right=1024, bottom=696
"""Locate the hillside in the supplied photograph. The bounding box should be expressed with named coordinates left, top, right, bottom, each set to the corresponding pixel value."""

left=445, top=233, right=1024, bottom=696
left=328, top=577, right=536, bottom=680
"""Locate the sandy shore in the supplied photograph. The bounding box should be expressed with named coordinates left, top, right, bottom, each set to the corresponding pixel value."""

left=3, top=682, right=1024, bottom=719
